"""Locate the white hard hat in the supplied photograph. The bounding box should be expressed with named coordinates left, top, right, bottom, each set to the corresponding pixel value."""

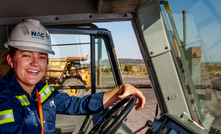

left=5, top=19, right=55, bottom=55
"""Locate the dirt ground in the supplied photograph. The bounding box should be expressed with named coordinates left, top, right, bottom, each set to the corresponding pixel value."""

left=122, top=76, right=157, bottom=133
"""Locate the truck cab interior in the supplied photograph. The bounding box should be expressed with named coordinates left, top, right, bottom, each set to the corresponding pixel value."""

left=0, top=0, right=221, bottom=133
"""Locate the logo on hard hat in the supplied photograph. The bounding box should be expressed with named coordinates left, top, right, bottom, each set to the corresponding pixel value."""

left=31, top=31, right=44, bottom=40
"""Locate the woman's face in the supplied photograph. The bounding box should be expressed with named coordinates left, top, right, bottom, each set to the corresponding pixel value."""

left=7, top=50, right=47, bottom=88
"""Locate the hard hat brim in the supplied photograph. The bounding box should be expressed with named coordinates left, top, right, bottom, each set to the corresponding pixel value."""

left=5, top=41, right=55, bottom=55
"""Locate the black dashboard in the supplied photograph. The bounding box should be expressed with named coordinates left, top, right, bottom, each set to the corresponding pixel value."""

left=145, top=113, right=208, bottom=134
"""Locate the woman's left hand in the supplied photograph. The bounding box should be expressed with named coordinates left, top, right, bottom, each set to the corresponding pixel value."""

left=103, top=83, right=146, bottom=110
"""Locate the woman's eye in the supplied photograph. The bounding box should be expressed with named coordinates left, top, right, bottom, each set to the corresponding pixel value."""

left=23, top=55, right=30, bottom=57
left=40, top=57, right=46, bottom=60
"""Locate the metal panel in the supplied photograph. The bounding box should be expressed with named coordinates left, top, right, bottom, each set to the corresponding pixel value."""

left=137, top=1, right=191, bottom=117
left=0, top=0, right=97, bottom=18
left=0, top=0, right=147, bottom=18
left=139, top=2, right=171, bottom=57
left=0, top=13, right=133, bottom=26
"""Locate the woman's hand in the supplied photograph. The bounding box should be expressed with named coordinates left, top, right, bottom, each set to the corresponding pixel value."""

left=118, top=84, right=146, bottom=110
left=103, top=83, right=146, bottom=110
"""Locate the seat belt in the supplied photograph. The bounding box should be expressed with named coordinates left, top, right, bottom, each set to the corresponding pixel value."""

left=36, top=90, right=44, bottom=134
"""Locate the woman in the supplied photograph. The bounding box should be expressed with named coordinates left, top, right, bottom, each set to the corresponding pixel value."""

left=0, top=19, right=145, bottom=134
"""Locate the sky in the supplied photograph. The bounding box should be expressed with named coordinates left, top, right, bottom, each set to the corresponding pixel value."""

left=49, top=21, right=142, bottom=60
left=93, top=21, right=142, bottom=59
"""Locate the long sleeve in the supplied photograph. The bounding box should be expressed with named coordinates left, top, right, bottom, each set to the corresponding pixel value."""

left=53, top=90, right=105, bottom=115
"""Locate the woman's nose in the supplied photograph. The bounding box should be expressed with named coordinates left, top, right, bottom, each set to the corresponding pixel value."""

left=30, top=56, right=40, bottom=66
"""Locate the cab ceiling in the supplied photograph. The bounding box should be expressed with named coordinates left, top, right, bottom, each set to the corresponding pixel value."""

left=0, top=0, right=147, bottom=18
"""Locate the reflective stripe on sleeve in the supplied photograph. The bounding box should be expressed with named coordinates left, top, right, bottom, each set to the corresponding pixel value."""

left=39, top=85, right=55, bottom=103
left=15, top=94, right=30, bottom=106
left=0, top=109, right=15, bottom=125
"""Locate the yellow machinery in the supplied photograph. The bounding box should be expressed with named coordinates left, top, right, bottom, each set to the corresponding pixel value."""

left=44, top=55, right=90, bottom=97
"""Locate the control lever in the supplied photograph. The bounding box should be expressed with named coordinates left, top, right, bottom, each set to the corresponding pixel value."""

left=132, top=120, right=153, bottom=134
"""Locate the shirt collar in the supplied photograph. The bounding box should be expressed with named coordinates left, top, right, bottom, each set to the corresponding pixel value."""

left=5, top=72, right=35, bottom=96
left=1, top=71, right=46, bottom=96
left=5, top=72, right=25, bottom=94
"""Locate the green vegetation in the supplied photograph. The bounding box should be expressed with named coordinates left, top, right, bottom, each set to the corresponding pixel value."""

left=122, top=64, right=148, bottom=77
left=124, top=64, right=133, bottom=72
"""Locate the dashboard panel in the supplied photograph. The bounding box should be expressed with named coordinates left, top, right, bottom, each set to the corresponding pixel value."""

left=145, top=113, right=208, bottom=134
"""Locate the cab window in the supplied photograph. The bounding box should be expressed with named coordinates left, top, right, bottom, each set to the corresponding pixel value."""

left=42, top=32, right=116, bottom=97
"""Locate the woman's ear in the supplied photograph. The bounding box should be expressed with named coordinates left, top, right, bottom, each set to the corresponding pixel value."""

left=6, top=54, right=13, bottom=68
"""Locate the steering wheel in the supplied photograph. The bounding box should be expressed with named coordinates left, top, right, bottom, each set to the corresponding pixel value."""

left=89, top=95, right=136, bottom=134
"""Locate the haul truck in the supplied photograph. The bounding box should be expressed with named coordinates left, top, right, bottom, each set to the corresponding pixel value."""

left=44, top=55, right=90, bottom=97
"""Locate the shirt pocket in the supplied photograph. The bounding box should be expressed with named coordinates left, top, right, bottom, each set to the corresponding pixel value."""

left=42, top=99, right=56, bottom=133
left=24, top=111, right=41, bottom=134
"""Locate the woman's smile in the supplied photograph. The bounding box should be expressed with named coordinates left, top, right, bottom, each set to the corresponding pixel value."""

left=26, top=69, right=40, bottom=75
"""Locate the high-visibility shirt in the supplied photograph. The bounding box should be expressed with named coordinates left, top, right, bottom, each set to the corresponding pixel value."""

left=0, top=72, right=104, bottom=134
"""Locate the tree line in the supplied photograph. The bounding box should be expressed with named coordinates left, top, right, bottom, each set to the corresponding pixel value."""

left=118, top=58, right=144, bottom=65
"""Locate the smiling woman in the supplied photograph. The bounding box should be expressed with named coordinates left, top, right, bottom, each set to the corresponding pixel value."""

left=0, top=19, right=145, bottom=134
left=6, top=50, right=48, bottom=96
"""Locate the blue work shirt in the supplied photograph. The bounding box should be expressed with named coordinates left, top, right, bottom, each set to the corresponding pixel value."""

left=0, top=72, right=104, bottom=134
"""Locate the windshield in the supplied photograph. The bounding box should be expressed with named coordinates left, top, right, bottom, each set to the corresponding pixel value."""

left=161, top=0, right=221, bottom=131
left=41, top=32, right=117, bottom=99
